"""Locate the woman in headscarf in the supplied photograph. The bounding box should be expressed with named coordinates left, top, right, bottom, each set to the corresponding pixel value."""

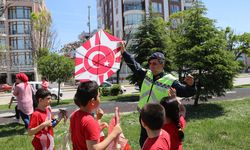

left=13, top=73, right=33, bottom=128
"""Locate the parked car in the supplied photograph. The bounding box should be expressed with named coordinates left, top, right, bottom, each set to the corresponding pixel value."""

left=135, top=85, right=140, bottom=91
left=100, top=81, right=126, bottom=94
left=0, top=84, right=12, bottom=92
left=28, top=81, right=63, bottom=100
left=74, top=80, right=80, bottom=89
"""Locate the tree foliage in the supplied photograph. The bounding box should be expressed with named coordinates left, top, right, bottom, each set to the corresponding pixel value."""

left=30, top=8, right=56, bottom=59
left=224, top=27, right=250, bottom=72
left=169, top=2, right=239, bottom=105
left=60, top=41, right=82, bottom=57
left=38, top=53, right=74, bottom=103
left=127, top=15, right=174, bottom=85
left=224, top=27, right=250, bottom=60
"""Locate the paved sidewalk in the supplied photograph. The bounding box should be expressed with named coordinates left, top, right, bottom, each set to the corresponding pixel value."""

left=1, top=88, right=250, bottom=125
left=0, top=101, right=138, bottom=125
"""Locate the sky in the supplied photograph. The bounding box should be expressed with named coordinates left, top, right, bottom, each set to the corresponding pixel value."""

left=46, top=0, right=250, bottom=50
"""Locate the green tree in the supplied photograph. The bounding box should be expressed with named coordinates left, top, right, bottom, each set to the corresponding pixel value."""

left=30, top=8, right=57, bottom=80
left=30, top=8, right=56, bottom=59
left=38, top=53, right=74, bottom=104
left=224, top=27, right=250, bottom=60
left=224, top=27, right=250, bottom=72
left=169, top=2, right=239, bottom=105
left=127, top=15, right=174, bottom=85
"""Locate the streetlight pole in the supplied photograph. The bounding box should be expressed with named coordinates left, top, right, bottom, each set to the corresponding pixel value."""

left=88, top=6, right=91, bottom=37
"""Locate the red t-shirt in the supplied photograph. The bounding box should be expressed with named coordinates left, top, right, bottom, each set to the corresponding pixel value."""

left=70, top=110, right=100, bottom=150
left=162, top=115, right=186, bottom=150
left=42, top=81, right=49, bottom=90
left=28, top=107, right=54, bottom=150
left=142, top=129, right=171, bottom=150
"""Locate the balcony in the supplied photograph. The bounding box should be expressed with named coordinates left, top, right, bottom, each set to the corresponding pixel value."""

left=7, top=0, right=42, bottom=3
left=0, top=15, right=6, bottom=21
left=185, top=0, right=194, bottom=3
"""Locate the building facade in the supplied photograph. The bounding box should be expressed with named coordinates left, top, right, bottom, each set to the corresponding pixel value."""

left=0, top=0, right=45, bottom=84
left=97, top=0, right=189, bottom=39
left=97, top=0, right=190, bottom=80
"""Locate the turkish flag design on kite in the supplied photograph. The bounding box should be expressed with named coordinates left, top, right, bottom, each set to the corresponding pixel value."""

left=75, top=30, right=123, bottom=85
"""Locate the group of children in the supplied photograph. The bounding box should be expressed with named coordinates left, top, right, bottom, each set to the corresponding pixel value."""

left=27, top=80, right=186, bottom=150
left=141, top=96, right=186, bottom=150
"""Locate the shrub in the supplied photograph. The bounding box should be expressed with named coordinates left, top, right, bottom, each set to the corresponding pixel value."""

left=110, top=84, right=121, bottom=96
left=101, top=87, right=110, bottom=96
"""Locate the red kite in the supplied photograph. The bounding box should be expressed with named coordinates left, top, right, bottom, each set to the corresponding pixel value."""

left=75, top=30, right=123, bottom=85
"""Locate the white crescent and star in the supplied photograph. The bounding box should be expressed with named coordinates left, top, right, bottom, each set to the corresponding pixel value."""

left=75, top=30, right=122, bottom=85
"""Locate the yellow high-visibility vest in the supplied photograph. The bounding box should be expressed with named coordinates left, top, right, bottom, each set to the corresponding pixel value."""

left=138, top=70, right=177, bottom=109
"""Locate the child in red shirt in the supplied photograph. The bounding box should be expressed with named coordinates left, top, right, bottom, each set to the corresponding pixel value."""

left=28, top=89, right=62, bottom=150
left=70, top=81, right=122, bottom=150
left=141, top=103, right=171, bottom=150
left=160, top=94, right=186, bottom=150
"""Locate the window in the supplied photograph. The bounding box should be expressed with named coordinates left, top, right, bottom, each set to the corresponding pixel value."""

left=0, top=52, right=7, bottom=66
left=0, top=37, right=6, bottom=47
left=104, top=5, right=107, bottom=13
left=9, top=37, right=31, bottom=50
left=110, top=13, right=112, bottom=22
left=97, top=0, right=102, bottom=7
left=9, top=21, right=31, bottom=35
left=116, top=21, right=119, bottom=28
left=97, top=8, right=102, bottom=18
left=152, top=2, right=162, bottom=13
left=171, top=0, right=180, bottom=2
left=170, top=5, right=180, bottom=14
left=116, top=30, right=120, bottom=38
left=98, top=19, right=102, bottom=28
left=184, top=6, right=191, bottom=10
left=116, top=8, right=118, bottom=14
left=8, top=6, right=32, bottom=19
left=0, top=21, right=5, bottom=34
left=124, top=0, right=143, bottom=11
left=10, top=52, right=33, bottom=66
left=124, top=14, right=144, bottom=26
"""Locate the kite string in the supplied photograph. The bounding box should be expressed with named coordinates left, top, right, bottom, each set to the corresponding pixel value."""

left=97, top=30, right=101, bottom=83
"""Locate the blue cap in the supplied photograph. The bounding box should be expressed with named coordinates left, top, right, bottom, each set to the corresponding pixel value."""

left=148, top=52, right=165, bottom=61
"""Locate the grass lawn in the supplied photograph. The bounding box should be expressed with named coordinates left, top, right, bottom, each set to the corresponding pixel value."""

left=233, top=84, right=250, bottom=88
left=0, top=98, right=250, bottom=150
left=236, top=73, right=250, bottom=78
left=0, top=94, right=139, bottom=111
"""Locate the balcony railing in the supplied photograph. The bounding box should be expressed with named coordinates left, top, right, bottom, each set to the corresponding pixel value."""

left=7, top=0, right=42, bottom=3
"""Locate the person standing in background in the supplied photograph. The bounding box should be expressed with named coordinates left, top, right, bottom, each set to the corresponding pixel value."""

left=41, top=77, right=49, bottom=90
left=13, top=73, right=33, bottom=129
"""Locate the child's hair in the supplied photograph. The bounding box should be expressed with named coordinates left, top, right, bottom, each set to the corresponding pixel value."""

left=74, top=81, right=99, bottom=107
left=160, top=97, right=184, bottom=141
left=42, top=76, right=48, bottom=81
left=140, top=103, right=165, bottom=130
left=35, top=88, right=51, bottom=103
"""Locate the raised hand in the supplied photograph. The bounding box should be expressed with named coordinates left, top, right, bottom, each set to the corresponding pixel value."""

left=119, top=42, right=126, bottom=54
left=96, top=108, right=104, bottom=120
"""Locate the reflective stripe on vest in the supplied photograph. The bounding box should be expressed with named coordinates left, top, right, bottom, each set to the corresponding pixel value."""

left=138, top=70, right=177, bottom=109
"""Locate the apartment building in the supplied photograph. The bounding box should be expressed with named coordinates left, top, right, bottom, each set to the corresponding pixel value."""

left=97, top=0, right=189, bottom=38
left=0, top=0, right=45, bottom=84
